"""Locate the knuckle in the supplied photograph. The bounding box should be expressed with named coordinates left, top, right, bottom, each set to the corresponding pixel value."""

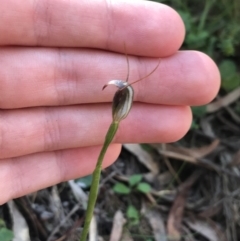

left=32, top=0, right=52, bottom=45
left=43, top=108, right=62, bottom=151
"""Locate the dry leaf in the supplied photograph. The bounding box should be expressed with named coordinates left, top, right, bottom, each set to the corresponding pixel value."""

left=89, top=215, right=98, bottom=241
left=166, top=140, right=220, bottom=159
left=225, top=106, right=240, bottom=124
left=8, top=200, right=31, bottom=241
left=68, top=180, right=88, bottom=209
left=109, top=210, right=126, bottom=241
left=121, top=229, right=134, bottom=241
left=152, top=140, right=219, bottom=167
left=47, top=204, right=81, bottom=241
left=49, top=186, right=65, bottom=225
left=123, top=144, right=159, bottom=174
left=144, top=207, right=167, bottom=241
left=200, top=117, right=216, bottom=138
left=167, top=171, right=202, bottom=241
left=207, top=87, right=240, bottom=113
left=198, top=204, right=222, bottom=218
left=230, top=150, right=240, bottom=166
left=185, top=217, right=228, bottom=241
left=151, top=143, right=198, bottom=164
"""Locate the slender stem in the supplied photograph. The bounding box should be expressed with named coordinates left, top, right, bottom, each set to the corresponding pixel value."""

left=80, top=121, right=119, bottom=241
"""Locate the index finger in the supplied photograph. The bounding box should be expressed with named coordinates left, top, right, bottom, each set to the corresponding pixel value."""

left=1, top=0, right=185, bottom=57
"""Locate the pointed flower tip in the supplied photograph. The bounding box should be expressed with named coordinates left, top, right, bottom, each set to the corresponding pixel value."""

left=102, top=85, right=107, bottom=90
left=102, top=80, right=127, bottom=90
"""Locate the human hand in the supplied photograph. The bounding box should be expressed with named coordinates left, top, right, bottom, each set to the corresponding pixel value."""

left=0, top=0, right=220, bottom=204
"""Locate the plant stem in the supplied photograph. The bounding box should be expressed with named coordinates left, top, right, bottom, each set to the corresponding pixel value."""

left=80, top=121, right=119, bottom=241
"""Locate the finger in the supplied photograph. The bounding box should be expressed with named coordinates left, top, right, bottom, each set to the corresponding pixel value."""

left=0, top=144, right=121, bottom=204
left=0, top=48, right=220, bottom=108
left=0, top=0, right=184, bottom=56
left=0, top=104, right=191, bottom=159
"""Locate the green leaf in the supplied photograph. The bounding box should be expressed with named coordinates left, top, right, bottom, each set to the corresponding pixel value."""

left=219, top=60, right=240, bottom=92
left=219, top=38, right=235, bottom=56
left=129, top=174, right=142, bottom=187
left=191, top=119, right=199, bottom=129
left=0, top=228, right=14, bottom=241
left=186, top=30, right=209, bottom=49
left=220, top=60, right=237, bottom=78
left=0, top=219, right=6, bottom=228
left=136, top=182, right=151, bottom=194
left=191, top=106, right=207, bottom=118
left=140, top=144, right=154, bottom=153
left=75, top=175, right=92, bottom=188
left=178, top=10, right=192, bottom=32
left=113, top=183, right=131, bottom=194
left=126, top=205, right=139, bottom=225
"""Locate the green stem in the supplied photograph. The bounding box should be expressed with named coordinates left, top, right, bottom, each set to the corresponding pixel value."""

left=80, top=121, right=119, bottom=241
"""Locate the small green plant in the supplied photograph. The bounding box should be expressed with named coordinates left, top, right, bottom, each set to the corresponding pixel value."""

left=75, top=175, right=93, bottom=189
left=190, top=105, right=207, bottom=129
left=113, top=174, right=151, bottom=195
left=155, top=0, right=240, bottom=58
left=219, top=60, right=240, bottom=92
left=126, top=205, right=140, bottom=226
left=0, top=219, right=13, bottom=241
left=191, top=106, right=207, bottom=118
left=112, top=175, right=151, bottom=227
left=120, top=165, right=187, bottom=238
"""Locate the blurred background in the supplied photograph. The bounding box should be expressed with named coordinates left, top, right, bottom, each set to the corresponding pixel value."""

left=1, top=1, right=240, bottom=241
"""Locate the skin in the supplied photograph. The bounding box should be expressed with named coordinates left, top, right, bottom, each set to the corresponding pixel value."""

left=0, top=0, right=220, bottom=205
